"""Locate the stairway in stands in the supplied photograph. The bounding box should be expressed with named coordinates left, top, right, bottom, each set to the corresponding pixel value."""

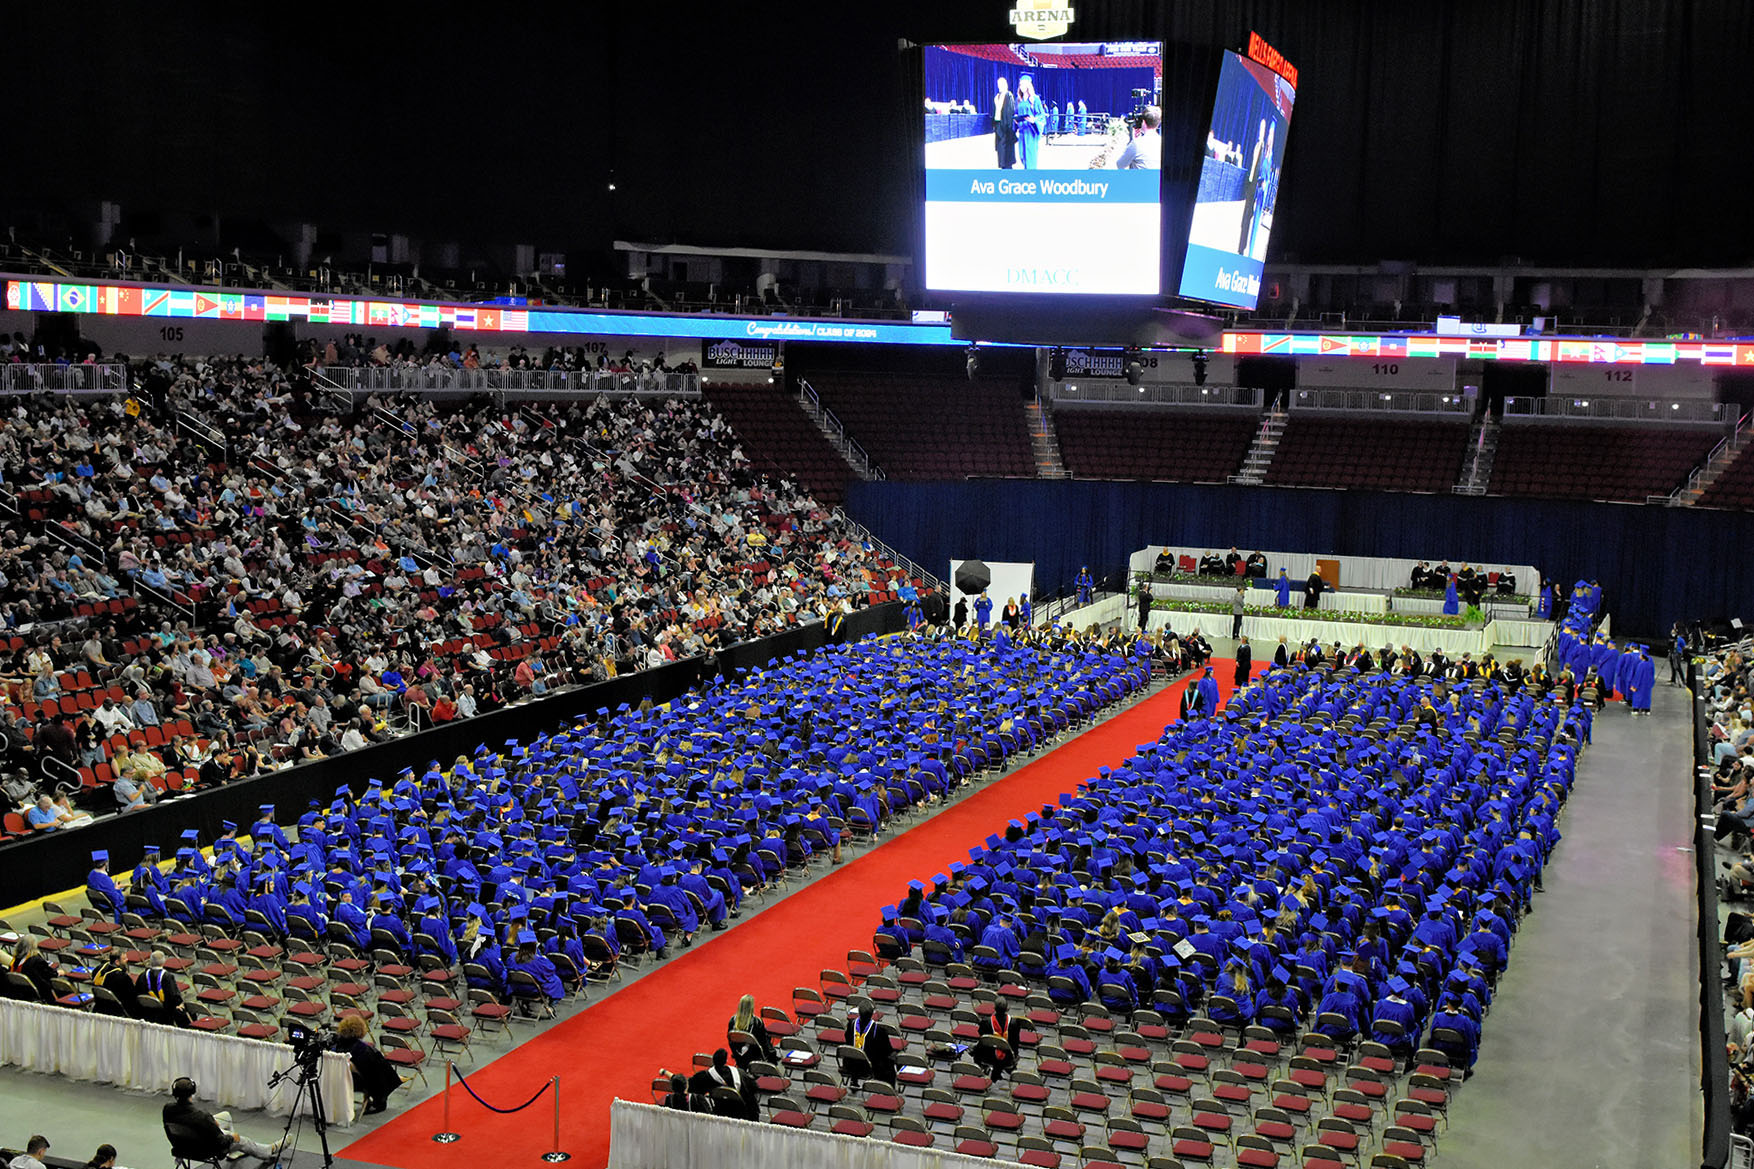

left=1454, top=416, right=1501, bottom=494
left=794, top=379, right=880, bottom=480
left=1673, top=413, right=1752, bottom=505
left=1231, top=407, right=1288, bottom=485
left=1026, top=397, right=1068, bottom=478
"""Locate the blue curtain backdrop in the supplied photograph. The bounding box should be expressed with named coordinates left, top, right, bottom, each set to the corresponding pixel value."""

left=923, top=46, right=1154, bottom=125
left=846, top=478, right=1754, bottom=636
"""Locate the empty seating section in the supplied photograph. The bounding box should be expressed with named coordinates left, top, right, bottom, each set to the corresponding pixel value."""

left=1488, top=425, right=1721, bottom=502
left=815, top=376, right=1035, bottom=481
left=703, top=384, right=853, bottom=504
left=1037, top=52, right=1164, bottom=77
left=1266, top=417, right=1470, bottom=493
left=1055, top=410, right=1257, bottom=482
left=1695, top=444, right=1754, bottom=510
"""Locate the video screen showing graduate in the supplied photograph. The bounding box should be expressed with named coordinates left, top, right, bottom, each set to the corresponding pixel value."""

left=1177, top=50, right=1297, bottom=309
left=921, top=42, right=1163, bottom=296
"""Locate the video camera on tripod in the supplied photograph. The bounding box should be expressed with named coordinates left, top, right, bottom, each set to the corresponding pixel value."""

left=285, top=1020, right=337, bottom=1070
left=1123, top=88, right=1154, bottom=131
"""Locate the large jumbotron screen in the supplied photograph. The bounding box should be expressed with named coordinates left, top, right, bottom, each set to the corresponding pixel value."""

left=920, top=42, right=1163, bottom=296
left=1178, top=49, right=1297, bottom=309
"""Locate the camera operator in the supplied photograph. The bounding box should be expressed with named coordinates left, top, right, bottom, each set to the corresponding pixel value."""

left=1114, top=106, right=1161, bottom=170
left=332, top=1016, right=400, bottom=1115
left=162, top=1077, right=284, bottom=1162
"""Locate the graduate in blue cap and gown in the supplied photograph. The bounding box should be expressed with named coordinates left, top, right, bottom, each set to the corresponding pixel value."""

left=1075, top=567, right=1094, bottom=605
left=1275, top=568, right=1292, bottom=608
left=131, top=845, right=169, bottom=918
left=508, top=930, right=565, bottom=1005
left=974, top=591, right=994, bottom=630
left=87, top=850, right=125, bottom=923
left=1014, top=73, right=1045, bottom=169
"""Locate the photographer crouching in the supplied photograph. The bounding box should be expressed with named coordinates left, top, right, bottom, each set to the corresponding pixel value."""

left=332, top=1016, right=400, bottom=1115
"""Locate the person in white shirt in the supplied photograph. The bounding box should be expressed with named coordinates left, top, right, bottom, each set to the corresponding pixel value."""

left=1114, top=107, right=1162, bottom=170
left=8, top=1134, right=50, bottom=1169
left=92, top=699, right=135, bottom=736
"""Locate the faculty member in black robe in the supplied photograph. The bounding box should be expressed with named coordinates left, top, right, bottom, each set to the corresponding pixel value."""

left=1233, top=637, right=1252, bottom=688
left=1304, top=571, right=1325, bottom=610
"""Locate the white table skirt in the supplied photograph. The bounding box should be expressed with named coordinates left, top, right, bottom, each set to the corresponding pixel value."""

left=1151, top=581, right=1388, bottom=614
left=0, top=998, right=355, bottom=1123
left=609, top=1098, right=1007, bottom=1169
left=1132, top=545, right=1538, bottom=596
left=1146, top=606, right=1490, bottom=656
left=1490, top=618, right=1556, bottom=649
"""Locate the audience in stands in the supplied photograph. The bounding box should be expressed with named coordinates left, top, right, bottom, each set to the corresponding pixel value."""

left=1, top=358, right=925, bottom=828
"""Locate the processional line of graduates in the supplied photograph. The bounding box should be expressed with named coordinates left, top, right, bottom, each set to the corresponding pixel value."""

left=876, top=658, right=1592, bottom=1075
left=85, top=631, right=1150, bottom=1007
left=1552, top=578, right=1657, bottom=716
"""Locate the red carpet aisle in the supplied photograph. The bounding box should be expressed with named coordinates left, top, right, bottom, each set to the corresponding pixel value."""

left=343, top=658, right=1265, bottom=1169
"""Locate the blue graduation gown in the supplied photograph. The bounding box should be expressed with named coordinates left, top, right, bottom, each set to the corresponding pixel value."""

left=974, top=596, right=993, bottom=628
left=87, top=868, right=125, bottom=923
left=1015, top=93, right=1045, bottom=168
left=509, top=952, right=565, bottom=999
left=1275, top=575, right=1291, bottom=606
left=1442, top=578, right=1460, bottom=615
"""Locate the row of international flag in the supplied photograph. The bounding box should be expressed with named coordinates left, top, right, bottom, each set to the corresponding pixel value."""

left=4, top=280, right=530, bottom=333
left=1222, top=331, right=1754, bottom=366
left=7, top=277, right=1753, bottom=366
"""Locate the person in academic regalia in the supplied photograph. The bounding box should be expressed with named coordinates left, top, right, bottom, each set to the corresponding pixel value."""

left=86, top=850, right=125, bottom=923
left=1274, top=568, right=1292, bottom=608
left=1075, top=567, right=1094, bottom=605
left=971, top=999, right=1024, bottom=1081
left=1014, top=74, right=1045, bottom=170
left=993, top=76, right=1018, bottom=169
left=1233, top=637, right=1253, bottom=689
left=1273, top=635, right=1290, bottom=668
left=1136, top=580, right=1152, bottom=631
left=974, top=591, right=994, bottom=631
left=848, top=1003, right=897, bottom=1084
left=1304, top=570, right=1325, bottom=610
left=1245, top=551, right=1268, bottom=577
left=1628, top=647, right=1656, bottom=716
left=1671, top=625, right=1689, bottom=687
left=1538, top=580, right=1554, bottom=619
left=1442, top=575, right=1460, bottom=616
left=1046, top=101, right=1060, bottom=137
left=1196, top=666, right=1221, bottom=714
left=953, top=597, right=968, bottom=628
left=1075, top=100, right=1088, bottom=134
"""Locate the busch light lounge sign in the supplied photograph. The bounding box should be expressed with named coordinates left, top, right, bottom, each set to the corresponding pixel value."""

left=1063, top=347, right=1128, bottom=378
left=702, top=338, right=780, bottom=369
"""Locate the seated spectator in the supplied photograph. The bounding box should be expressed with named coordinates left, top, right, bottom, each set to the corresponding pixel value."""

left=113, top=769, right=157, bottom=813
left=8, top=938, right=56, bottom=1000
left=333, top=1015, right=401, bottom=1115
left=689, top=1049, right=757, bottom=1119
left=162, top=1077, right=283, bottom=1163
left=6, top=1136, right=50, bottom=1169
left=79, top=1144, right=121, bottom=1169
left=659, top=1072, right=708, bottom=1112
left=727, top=993, right=777, bottom=1066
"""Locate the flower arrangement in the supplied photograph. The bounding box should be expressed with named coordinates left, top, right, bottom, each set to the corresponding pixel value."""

left=1151, top=599, right=1469, bottom=631
left=1394, top=585, right=1531, bottom=607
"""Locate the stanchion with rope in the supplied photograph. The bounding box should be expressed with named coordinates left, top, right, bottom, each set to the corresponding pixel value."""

left=432, top=1061, right=460, bottom=1144
left=541, top=1075, right=570, bottom=1162
left=429, top=1062, right=568, bottom=1161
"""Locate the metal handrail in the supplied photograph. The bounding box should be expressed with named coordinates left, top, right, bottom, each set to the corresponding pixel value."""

left=0, top=364, right=128, bottom=394
left=1671, top=409, right=1753, bottom=502
left=174, top=410, right=228, bottom=456
left=304, top=364, right=356, bottom=414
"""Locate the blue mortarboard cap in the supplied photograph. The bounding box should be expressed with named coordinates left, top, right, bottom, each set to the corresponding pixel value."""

left=258, top=804, right=275, bottom=816
left=221, top=821, right=237, bottom=833
left=1055, top=943, right=1077, bottom=961
left=142, top=843, right=160, bottom=854
left=467, top=903, right=487, bottom=919
left=908, top=879, right=925, bottom=892
left=1104, top=946, right=1126, bottom=963
left=1389, top=976, right=1411, bottom=995
left=950, top=862, right=966, bottom=876
left=881, top=905, right=898, bottom=921
left=180, top=829, right=199, bottom=841
left=90, top=848, right=109, bottom=863
left=518, top=929, right=537, bottom=945
left=1271, top=964, right=1291, bottom=984
left=1370, top=906, right=1391, bottom=919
